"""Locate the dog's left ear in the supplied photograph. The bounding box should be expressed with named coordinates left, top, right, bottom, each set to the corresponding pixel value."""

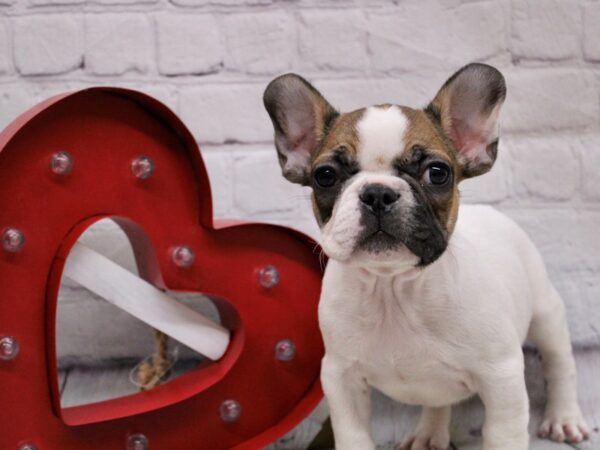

left=426, top=63, right=506, bottom=178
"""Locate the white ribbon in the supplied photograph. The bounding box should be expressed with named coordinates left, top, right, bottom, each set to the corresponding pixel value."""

left=63, top=243, right=230, bottom=361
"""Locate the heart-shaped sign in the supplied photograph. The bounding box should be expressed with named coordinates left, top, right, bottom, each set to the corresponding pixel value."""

left=0, top=88, right=324, bottom=449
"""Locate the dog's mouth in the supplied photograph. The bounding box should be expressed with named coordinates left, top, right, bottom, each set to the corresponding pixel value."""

left=356, top=228, right=403, bottom=253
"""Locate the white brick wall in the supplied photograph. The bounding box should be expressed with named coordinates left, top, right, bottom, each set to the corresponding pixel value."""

left=14, top=14, right=84, bottom=75
left=1, top=1, right=599, bottom=351
left=584, top=2, right=600, bottom=61
left=85, top=13, right=153, bottom=75
left=368, top=0, right=508, bottom=73
left=511, top=0, right=581, bottom=61
left=223, top=11, right=295, bottom=74
left=156, top=14, right=222, bottom=75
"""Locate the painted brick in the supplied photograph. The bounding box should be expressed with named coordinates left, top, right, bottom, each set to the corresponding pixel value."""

left=504, top=208, right=600, bottom=279
left=459, top=141, right=511, bottom=204
left=313, top=73, right=444, bottom=113
left=369, top=1, right=507, bottom=73
left=268, top=216, right=320, bottom=243
left=232, top=148, right=302, bottom=218
left=91, top=0, right=158, bottom=4
left=171, top=0, right=272, bottom=5
left=34, top=81, right=88, bottom=103
left=223, top=11, right=295, bottom=75
left=511, top=0, right=580, bottom=60
left=580, top=134, right=600, bottom=201
left=29, top=0, right=84, bottom=5
left=0, top=19, right=10, bottom=74
left=85, top=14, right=153, bottom=76
left=13, top=15, right=83, bottom=75
left=298, top=10, right=368, bottom=72
left=508, top=134, right=579, bottom=201
left=178, top=83, right=271, bottom=144
left=502, top=69, right=599, bottom=132
left=583, top=2, right=600, bottom=61
left=202, top=149, right=234, bottom=217
left=0, top=85, right=38, bottom=131
left=553, top=274, right=600, bottom=346
left=156, top=14, right=222, bottom=75
left=297, top=185, right=315, bottom=220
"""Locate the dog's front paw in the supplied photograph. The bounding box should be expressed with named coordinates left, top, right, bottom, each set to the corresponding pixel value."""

left=397, top=430, right=450, bottom=450
left=538, top=413, right=591, bottom=444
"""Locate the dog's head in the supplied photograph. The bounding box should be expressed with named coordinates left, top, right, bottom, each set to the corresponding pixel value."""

left=264, top=63, right=506, bottom=274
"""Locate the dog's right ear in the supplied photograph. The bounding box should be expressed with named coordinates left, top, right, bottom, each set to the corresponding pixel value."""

left=263, top=74, right=338, bottom=185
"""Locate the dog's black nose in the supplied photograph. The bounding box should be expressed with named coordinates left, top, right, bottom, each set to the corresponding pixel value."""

left=359, top=184, right=399, bottom=214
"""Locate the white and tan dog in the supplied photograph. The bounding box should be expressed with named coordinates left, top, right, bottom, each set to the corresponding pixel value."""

left=263, top=64, right=589, bottom=450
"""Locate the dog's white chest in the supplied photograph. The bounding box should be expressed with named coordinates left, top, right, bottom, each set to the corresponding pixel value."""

left=362, top=345, right=473, bottom=407
left=320, top=271, right=475, bottom=407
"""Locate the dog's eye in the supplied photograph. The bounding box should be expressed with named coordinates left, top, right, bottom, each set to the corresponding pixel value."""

left=314, top=166, right=338, bottom=188
left=424, top=163, right=451, bottom=186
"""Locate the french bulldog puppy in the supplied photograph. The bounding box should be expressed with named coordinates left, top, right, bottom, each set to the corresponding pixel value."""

left=263, top=64, right=589, bottom=450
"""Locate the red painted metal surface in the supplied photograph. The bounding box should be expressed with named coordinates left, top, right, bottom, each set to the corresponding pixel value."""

left=0, top=88, right=324, bottom=449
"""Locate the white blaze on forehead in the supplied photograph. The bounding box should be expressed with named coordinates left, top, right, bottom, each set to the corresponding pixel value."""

left=356, top=106, right=409, bottom=172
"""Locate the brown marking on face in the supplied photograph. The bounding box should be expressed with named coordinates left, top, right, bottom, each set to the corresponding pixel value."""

left=311, top=97, right=339, bottom=149
left=307, top=109, right=366, bottom=225
left=309, top=105, right=463, bottom=235
left=312, top=108, right=365, bottom=166
left=397, top=107, right=461, bottom=234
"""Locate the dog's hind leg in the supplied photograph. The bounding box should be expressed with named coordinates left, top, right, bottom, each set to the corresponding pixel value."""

left=528, top=284, right=590, bottom=443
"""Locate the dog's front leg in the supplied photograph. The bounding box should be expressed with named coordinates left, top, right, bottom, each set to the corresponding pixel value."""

left=475, top=354, right=530, bottom=450
left=321, top=355, right=375, bottom=450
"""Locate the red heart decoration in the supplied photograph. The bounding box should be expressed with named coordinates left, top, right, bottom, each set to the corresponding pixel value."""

left=0, top=88, right=324, bottom=449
